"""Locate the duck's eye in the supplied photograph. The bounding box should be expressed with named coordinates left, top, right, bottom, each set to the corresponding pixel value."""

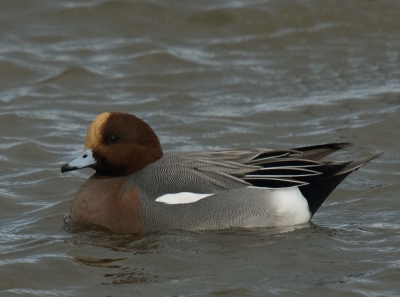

left=108, top=135, right=119, bottom=144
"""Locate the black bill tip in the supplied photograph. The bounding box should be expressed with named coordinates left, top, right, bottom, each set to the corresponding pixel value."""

left=61, top=163, right=78, bottom=173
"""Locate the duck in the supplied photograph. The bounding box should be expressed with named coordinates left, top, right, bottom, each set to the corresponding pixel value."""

left=61, top=112, right=382, bottom=234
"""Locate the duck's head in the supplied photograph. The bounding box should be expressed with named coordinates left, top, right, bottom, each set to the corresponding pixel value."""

left=61, top=112, right=163, bottom=176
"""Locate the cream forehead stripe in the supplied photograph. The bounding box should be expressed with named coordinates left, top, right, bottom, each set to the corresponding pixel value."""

left=84, top=112, right=111, bottom=149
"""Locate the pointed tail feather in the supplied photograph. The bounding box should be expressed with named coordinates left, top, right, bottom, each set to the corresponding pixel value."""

left=335, top=152, right=384, bottom=175
left=294, top=142, right=354, bottom=161
left=299, top=152, right=383, bottom=216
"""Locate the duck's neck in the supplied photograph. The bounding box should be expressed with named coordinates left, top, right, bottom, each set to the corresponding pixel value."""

left=70, top=175, right=142, bottom=233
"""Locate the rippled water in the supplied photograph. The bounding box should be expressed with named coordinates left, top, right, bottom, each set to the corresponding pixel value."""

left=1, top=0, right=399, bottom=296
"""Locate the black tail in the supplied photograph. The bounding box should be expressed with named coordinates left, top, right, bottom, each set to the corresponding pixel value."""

left=242, top=143, right=382, bottom=216
left=298, top=153, right=383, bottom=216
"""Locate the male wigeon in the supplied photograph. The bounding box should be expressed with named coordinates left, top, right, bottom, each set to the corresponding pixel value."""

left=61, top=112, right=382, bottom=234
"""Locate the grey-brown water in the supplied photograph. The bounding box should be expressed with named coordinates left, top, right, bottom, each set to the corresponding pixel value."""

left=1, top=0, right=399, bottom=296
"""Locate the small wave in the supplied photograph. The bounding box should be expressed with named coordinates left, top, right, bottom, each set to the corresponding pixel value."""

left=40, top=66, right=104, bottom=84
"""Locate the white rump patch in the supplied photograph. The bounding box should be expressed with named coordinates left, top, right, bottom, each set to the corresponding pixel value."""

left=270, top=187, right=312, bottom=225
left=155, top=192, right=213, bottom=205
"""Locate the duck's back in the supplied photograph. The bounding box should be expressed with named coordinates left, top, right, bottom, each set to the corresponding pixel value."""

left=122, top=145, right=380, bottom=231
left=123, top=148, right=314, bottom=231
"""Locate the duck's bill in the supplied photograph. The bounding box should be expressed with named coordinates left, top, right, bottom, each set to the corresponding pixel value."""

left=61, top=148, right=97, bottom=173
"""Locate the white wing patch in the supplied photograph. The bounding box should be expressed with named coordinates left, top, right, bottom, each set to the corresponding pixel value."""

left=155, top=192, right=214, bottom=204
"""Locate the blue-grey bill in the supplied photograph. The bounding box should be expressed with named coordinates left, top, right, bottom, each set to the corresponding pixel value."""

left=61, top=148, right=96, bottom=173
